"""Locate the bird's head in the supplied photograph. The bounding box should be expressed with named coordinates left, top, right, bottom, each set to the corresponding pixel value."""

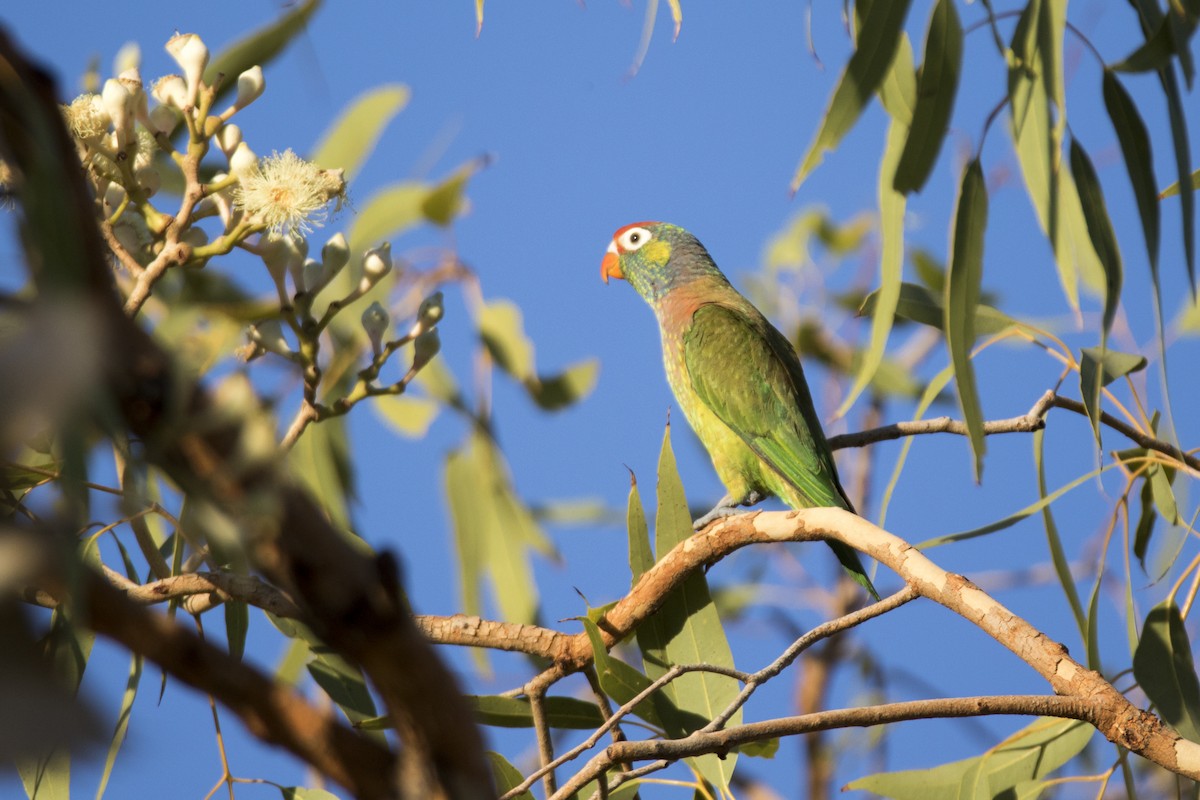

left=601, top=222, right=720, bottom=305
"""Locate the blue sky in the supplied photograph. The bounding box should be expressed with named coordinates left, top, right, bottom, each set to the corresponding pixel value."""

left=2, top=1, right=1199, bottom=797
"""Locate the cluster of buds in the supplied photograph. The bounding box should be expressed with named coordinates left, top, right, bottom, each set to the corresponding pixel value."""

left=61, top=31, right=344, bottom=273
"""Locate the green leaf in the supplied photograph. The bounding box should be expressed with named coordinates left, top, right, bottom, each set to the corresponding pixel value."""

left=860, top=282, right=1018, bottom=337
left=790, top=0, right=914, bottom=191
left=479, top=300, right=535, bottom=381
left=1134, top=601, right=1200, bottom=742
left=373, top=395, right=439, bottom=438
left=307, top=651, right=383, bottom=737
left=1033, top=429, right=1086, bottom=644
left=1148, top=462, right=1180, bottom=526
left=1068, top=138, right=1123, bottom=344
left=280, top=788, right=342, bottom=800
left=1134, top=465, right=1159, bottom=569
left=204, top=0, right=321, bottom=100
left=580, top=617, right=663, bottom=727
left=838, top=116, right=906, bottom=417
left=224, top=599, right=249, bottom=662
left=310, top=85, right=410, bottom=178
left=1102, top=71, right=1159, bottom=276
left=645, top=425, right=741, bottom=791
left=848, top=718, right=1092, bottom=799
left=945, top=158, right=988, bottom=482
left=892, top=0, right=962, bottom=194
left=287, top=410, right=353, bottom=528
left=422, top=161, right=482, bottom=226
left=487, top=752, right=531, bottom=799
left=1160, top=167, right=1200, bottom=199
left=1078, top=346, right=1147, bottom=440
left=627, top=473, right=654, bottom=584
left=527, top=359, right=600, bottom=411
left=469, top=695, right=606, bottom=730
left=877, top=34, right=917, bottom=125
left=1112, top=13, right=1176, bottom=74
left=347, top=182, right=431, bottom=253
left=736, top=737, right=780, bottom=758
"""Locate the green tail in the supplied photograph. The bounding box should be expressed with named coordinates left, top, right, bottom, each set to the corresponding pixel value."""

left=829, top=540, right=879, bottom=601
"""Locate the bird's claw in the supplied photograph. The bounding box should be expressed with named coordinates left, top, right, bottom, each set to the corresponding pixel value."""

left=692, top=491, right=767, bottom=530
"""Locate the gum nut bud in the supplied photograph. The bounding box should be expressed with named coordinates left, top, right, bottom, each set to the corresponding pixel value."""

left=229, top=141, right=258, bottom=175
left=361, top=301, right=389, bottom=337
left=100, top=78, right=132, bottom=142
left=234, top=66, right=265, bottom=110
left=321, top=232, right=349, bottom=275
left=152, top=74, right=188, bottom=108
left=216, top=123, right=242, bottom=157
left=358, top=244, right=392, bottom=292
left=413, top=328, right=441, bottom=367
left=303, top=258, right=325, bottom=291
left=181, top=226, right=209, bottom=248
left=148, top=104, right=177, bottom=134
left=260, top=236, right=291, bottom=281
left=165, top=33, right=208, bottom=101
left=103, top=183, right=127, bottom=215
left=136, top=166, right=160, bottom=197
left=289, top=257, right=309, bottom=293
left=418, top=291, right=445, bottom=327
left=250, top=319, right=291, bottom=356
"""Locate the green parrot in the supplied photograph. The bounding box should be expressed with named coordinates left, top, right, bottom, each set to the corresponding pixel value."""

left=601, top=221, right=878, bottom=599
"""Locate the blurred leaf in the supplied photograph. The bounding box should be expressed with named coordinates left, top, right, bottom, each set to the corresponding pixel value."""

left=204, top=0, right=320, bottom=101
left=1160, top=167, right=1200, bottom=198
left=1103, top=71, right=1159, bottom=277
left=1134, top=465, right=1159, bottom=569
left=479, top=300, right=535, bottom=381
left=945, top=158, right=988, bottom=482
left=1112, top=13, right=1176, bottom=74
left=912, top=249, right=946, bottom=292
left=848, top=718, right=1091, bottom=799
left=280, top=789, right=341, bottom=800
left=893, top=0, right=962, bottom=194
left=839, top=117, right=906, bottom=417
left=423, top=161, right=483, bottom=226
left=877, top=34, right=917, bottom=124
left=1069, top=139, right=1122, bottom=345
left=470, top=695, right=606, bottom=730
left=288, top=410, right=353, bottom=529
left=348, top=182, right=431, bottom=253
left=530, top=498, right=612, bottom=526
left=414, top=356, right=463, bottom=407
left=860, top=282, right=1017, bottom=337
left=311, top=85, right=410, bottom=178
left=1078, top=346, right=1147, bottom=440
left=373, top=395, right=439, bottom=438
left=736, top=737, right=780, bottom=758
left=791, top=0, right=914, bottom=191
left=627, top=473, right=654, bottom=583
left=487, top=752, right=530, bottom=799
left=645, top=425, right=740, bottom=791
left=307, top=652, right=383, bottom=740
left=527, top=359, right=600, bottom=411
left=1134, top=601, right=1200, bottom=742
left=1149, top=462, right=1180, bottom=525
left=1033, top=429, right=1086, bottom=643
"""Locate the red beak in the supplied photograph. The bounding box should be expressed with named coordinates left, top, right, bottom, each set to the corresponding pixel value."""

left=601, top=243, right=623, bottom=284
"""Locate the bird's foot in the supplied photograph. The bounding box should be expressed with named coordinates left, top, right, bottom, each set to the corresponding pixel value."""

left=692, top=491, right=767, bottom=530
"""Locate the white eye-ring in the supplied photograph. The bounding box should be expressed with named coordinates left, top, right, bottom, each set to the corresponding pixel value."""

left=619, top=226, right=652, bottom=252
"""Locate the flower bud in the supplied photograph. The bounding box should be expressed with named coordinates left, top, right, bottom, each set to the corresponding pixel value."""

left=321, top=232, right=349, bottom=278
left=361, top=301, right=389, bottom=357
left=215, top=123, right=242, bottom=157
left=232, top=66, right=264, bottom=111
left=136, top=165, right=160, bottom=197
left=418, top=291, right=445, bottom=328
left=248, top=319, right=292, bottom=357
left=229, top=141, right=258, bottom=176
left=101, top=78, right=134, bottom=150
left=412, top=328, right=441, bottom=370
left=165, top=33, right=208, bottom=107
left=118, top=67, right=151, bottom=131
left=261, top=234, right=304, bottom=287
left=151, top=74, right=188, bottom=109
left=103, top=183, right=127, bottom=217
left=303, top=258, right=326, bottom=294
left=290, top=256, right=311, bottom=295
left=181, top=226, right=209, bottom=248
left=148, top=104, right=177, bottom=135
left=358, top=243, right=392, bottom=292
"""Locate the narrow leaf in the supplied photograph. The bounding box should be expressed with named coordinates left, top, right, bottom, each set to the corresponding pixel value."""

left=1078, top=347, right=1147, bottom=439
left=487, top=752, right=531, bottom=798
left=877, top=34, right=917, bottom=125
left=224, top=599, right=249, bottom=662
left=470, top=695, right=606, bottom=730
left=1102, top=70, right=1159, bottom=275
left=1134, top=601, right=1200, bottom=742
left=581, top=618, right=663, bottom=727
left=791, top=0, right=914, bottom=190
left=374, top=395, right=439, bottom=438
left=945, top=159, right=988, bottom=481
left=1068, top=138, right=1123, bottom=342
left=1034, top=430, right=1086, bottom=642
left=627, top=473, right=654, bottom=583
left=527, top=359, right=600, bottom=411
left=860, top=281, right=1019, bottom=336
left=204, top=0, right=320, bottom=97
left=310, top=85, right=411, bottom=179
left=893, top=0, right=963, bottom=194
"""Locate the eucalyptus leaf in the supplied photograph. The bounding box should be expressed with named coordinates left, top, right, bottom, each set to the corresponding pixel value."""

left=1134, top=601, right=1200, bottom=742
left=310, top=85, right=410, bottom=178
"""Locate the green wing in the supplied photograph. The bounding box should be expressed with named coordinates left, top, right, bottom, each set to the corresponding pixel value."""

left=683, top=302, right=849, bottom=511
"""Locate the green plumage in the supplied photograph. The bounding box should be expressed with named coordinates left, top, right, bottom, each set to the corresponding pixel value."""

left=605, top=222, right=878, bottom=599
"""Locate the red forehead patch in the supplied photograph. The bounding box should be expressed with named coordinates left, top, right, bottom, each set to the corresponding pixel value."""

left=612, top=221, right=660, bottom=241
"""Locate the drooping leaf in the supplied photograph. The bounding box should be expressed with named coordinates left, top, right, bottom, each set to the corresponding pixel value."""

left=204, top=0, right=321, bottom=101
left=310, top=85, right=411, bottom=179
left=1134, top=465, right=1159, bottom=569
left=527, top=359, right=600, bottom=411
left=422, top=160, right=483, bottom=226
left=373, top=395, right=439, bottom=438
left=877, top=34, right=917, bottom=125
left=224, top=599, right=249, bottom=662
left=470, top=695, right=606, bottom=730
left=479, top=300, right=535, bottom=381
left=791, top=0, right=914, bottom=191
left=838, top=117, right=906, bottom=417
left=1078, top=346, right=1147, bottom=440
left=1134, top=601, right=1200, bottom=742
left=288, top=409, right=353, bottom=528
left=580, top=617, right=663, bottom=727
left=627, top=473, right=654, bottom=584
left=945, top=159, right=988, bottom=481
left=892, top=0, right=962, bottom=194
left=861, top=282, right=1018, bottom=337
left=848, top=718, right=1092, bottom=799
left=1102, top=70, right=1159, bottom=277
left=1112, top=13, right=1177, bottom=74
left=487, top=751, right=531, bottom=799
left=1033, top=430, right=1086, bottom=643
left=1160, top=167, right=1200, bottom=199
left=1068, top=138, right=1123, bottom=344
left=347, top=182, right=432, bottom=253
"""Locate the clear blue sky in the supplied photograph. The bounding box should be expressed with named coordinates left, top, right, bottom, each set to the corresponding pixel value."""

left=2, top=2, right=1198, bottom=797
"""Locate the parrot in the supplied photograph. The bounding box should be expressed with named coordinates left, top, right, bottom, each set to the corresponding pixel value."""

left=601, top=221, right=878, bottom=599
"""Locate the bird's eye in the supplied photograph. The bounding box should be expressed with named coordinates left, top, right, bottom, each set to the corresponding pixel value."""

left=619, top=226, right=652, bottom=251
